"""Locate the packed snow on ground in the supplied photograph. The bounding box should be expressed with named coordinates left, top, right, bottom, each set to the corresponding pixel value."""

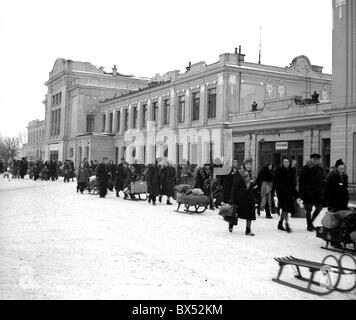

left=0, top=176, right=355, bottom=300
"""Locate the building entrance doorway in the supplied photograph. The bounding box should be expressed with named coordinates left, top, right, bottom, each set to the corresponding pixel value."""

left=50, top=150, right=59, bottom=162
left=259, top=140, right=304, bottom=172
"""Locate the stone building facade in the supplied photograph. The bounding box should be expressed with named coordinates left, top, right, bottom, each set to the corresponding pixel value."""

left=35, top=58, right=150, bottom=163
left=22, top=119, right=45, bottom=161
left=95, top=51, right=332, bottom=175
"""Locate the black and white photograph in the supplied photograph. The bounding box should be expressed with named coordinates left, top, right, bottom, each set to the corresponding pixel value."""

left=0, top=0, right=356, bottom=305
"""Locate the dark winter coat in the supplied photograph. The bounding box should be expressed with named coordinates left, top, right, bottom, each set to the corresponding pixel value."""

left=146, top=164, right=161, bottom=196
left=49, top=161, right=58, bottom=178
left=77, top=167, right=90, bottom=184
left=115, top=164, right=129, bottom=190
left=324, top=171, right=349, bottom=211
left=96, top=163, right=109, bottom=187
left=221, top=169, right=238, bottom=203
left=160, top=166, right=176, bottom=197
left=229, top=169, right=256, bottom=221
left=299, top=161, right=325, bottom=205
left=19, top=159, right=28, bottom=177
left=274, top=166, right=297, bottom=213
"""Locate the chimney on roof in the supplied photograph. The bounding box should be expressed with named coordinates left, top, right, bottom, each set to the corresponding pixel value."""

left=112, top=64, right=118, bottom=76
left=237, top=45, right=245, bottom=63
left=186, top=61, right=191, bottom=72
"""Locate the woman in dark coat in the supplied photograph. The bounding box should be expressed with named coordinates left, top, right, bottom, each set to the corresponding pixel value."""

left=160, top=161, right=176, bottom=205
left=146, top=160, right=161, bottom=205
left=324, top=159, right=349, bottom=211
left=229, top=159, right=256, bottom=236
left=96, top=158, right=110, bottom=198
left=274, top=158, right=297, bottom=233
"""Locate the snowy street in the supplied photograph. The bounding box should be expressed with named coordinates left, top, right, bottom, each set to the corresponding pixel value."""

left=0, top=177, right=355, bottom=300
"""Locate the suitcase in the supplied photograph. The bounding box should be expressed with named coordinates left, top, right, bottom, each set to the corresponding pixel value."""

left=130, top=181, right=147, bottom=194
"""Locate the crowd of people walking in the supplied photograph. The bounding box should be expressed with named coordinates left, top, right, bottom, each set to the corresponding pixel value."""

left=1, top=153, right=352, bottom=238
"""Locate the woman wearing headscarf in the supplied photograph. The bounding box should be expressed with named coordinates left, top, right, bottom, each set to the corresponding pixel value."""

left=324, top=159, right=349, bottom=211
left=229, top=158, right=257, bottom=236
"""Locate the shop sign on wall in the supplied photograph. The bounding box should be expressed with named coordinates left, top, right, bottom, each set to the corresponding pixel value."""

left=275, top=142, right=288, bottom=150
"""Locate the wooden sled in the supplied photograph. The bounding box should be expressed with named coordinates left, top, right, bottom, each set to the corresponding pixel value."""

left=176, top=203, right=208, bottom=214
left=272, top=254, right=356, bottom=295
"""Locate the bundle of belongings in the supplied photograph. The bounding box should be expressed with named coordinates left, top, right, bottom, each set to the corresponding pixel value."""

left=175, top=184, right=210, bottom=213
left=88, top=175, right=98, bottom=193
left=316, top=208, right=356, bottom=251
left=218, top=203, right=237, bottom=226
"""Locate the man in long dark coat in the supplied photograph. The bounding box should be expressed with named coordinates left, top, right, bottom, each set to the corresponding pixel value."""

left=160, top=161, right=176, bottom=205
left=115, top=158, right=129, bottom=197
left=96, top=157, right=110, bottom=198
left=299, top=153, right=325, bottom=231
left=146, top=159, right=161, bottom=205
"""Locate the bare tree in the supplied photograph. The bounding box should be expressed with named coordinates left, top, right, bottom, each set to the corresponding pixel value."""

left=0, top=136, right=21, bottom=162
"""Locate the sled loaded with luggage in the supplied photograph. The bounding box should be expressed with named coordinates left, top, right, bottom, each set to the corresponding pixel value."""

left=87, top=176, right=99, bottom=194
left=316, top=208, right=356, bottom=254
left=174, top=184, right=210, bottom=214
left=123, top=180, right=148, bottom=200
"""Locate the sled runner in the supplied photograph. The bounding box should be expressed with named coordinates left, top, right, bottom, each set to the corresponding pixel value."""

left=316, top=226, right=356, bottom=255
left=272, top=254, right=356, bottom=295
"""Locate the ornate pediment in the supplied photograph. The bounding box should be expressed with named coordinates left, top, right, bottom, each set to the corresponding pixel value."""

left=49, top=58, right=66, bottom=78
left=287, top=55, right=312, bottom=73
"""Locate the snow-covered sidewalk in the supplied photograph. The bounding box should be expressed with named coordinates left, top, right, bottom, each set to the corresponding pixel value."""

left=0, top=177, right=355, bottom=300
